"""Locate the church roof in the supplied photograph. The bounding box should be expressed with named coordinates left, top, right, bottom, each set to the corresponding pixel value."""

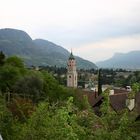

left=110, top=92, right=140, bottom=114
left=69, top=52, right=75, bottom=60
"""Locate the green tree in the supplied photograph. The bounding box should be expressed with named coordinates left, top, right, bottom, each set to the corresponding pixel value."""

left=6, top=56, right=24, bottom=68
left=0, top=56, right=27, bottom=92
left=132, top=82, right=140, bottom=93
left=41, top=71, right=73, bottom=102
left=8, top=97, right=35, bottom=122
left=0, top=95, right=14, bottom=140
left=11, top=97, right=100, bottom=140
left=0, top=65, right=21, bottom=92
left=0, top=51, right=5, bottom=66
left=18, top=97, right=85, bottom=140
left=98, top=69, right=102, bottom=95
left=13, top=72, right=44, bottom=102
left=94, top=90, right=136, bottom=140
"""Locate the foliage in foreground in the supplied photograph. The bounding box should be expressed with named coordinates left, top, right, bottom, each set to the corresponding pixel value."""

left=0, top=94, right=139, bottom=140
left=0, top=54, right=140, bottom=140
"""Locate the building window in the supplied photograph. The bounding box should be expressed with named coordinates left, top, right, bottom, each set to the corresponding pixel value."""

left=69, top=75, right=71, bottom=78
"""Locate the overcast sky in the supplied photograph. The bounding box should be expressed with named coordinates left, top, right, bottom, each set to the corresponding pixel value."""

left=0, top=0, right=140, bottom=62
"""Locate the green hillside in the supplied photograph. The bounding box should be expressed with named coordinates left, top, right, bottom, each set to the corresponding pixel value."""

left=0, top=28, right=97, bottom=69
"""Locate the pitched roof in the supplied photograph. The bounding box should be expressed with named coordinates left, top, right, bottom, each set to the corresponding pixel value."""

left=82, top=91, right=103, bottom=107
left=81, top=89, right=140, bottom=115
left=114, top=89, right=129, bottom=94
left=110, top=92, right=140, bottom=114
left=110, top=93, right=128, bottom=111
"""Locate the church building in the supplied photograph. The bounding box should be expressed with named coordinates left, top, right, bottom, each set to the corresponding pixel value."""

left=67, top=51, right=78, bottom=88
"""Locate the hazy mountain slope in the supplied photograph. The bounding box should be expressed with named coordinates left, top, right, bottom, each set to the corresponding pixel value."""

left=96, top=51, right=140, bottom=69
left=0, top=28, right=97, bottom=69
left=0, top=28, right=42, bottom=66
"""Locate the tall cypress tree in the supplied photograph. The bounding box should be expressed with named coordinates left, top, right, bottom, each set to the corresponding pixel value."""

left=98, top=68, right=102, bottom=95
left=0, top=51, right=5, bottom=66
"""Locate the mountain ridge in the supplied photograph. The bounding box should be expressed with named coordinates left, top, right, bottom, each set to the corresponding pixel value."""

left=96, top=51, right=140, bottom=69
left=0, top=28, right=97, bottom=69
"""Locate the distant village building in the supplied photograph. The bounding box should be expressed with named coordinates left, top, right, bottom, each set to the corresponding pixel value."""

left=67, top=51, right=78, bottom=88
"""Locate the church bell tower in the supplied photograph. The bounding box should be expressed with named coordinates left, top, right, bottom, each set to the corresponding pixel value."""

left=67, top=51, right=78, bottom=88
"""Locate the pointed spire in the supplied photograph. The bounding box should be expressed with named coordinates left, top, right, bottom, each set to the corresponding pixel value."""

left=69, top=49, right=75, bottom=60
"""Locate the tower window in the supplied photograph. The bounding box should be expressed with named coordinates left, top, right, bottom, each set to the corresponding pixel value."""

left=69, top=75, right=71, bottom=78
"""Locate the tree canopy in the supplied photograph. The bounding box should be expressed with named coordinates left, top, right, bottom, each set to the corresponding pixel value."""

left=0, top=54, right=139, bottom=140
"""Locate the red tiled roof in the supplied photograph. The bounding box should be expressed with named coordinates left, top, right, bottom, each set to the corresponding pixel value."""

left=82, top=91, right=103, bottom=107
left=114, top=89, right=129, bottom=94
left=110, top=92, right=140, bottom=114
left=110, top=93, right=128, bottom=111
left=81, top=90, right=140, bottom=115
